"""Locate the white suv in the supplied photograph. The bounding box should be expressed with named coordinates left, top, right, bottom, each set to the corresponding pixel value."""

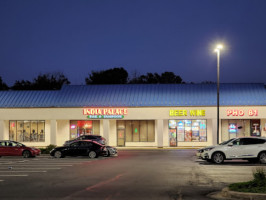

left=200, top=137, right=266, bottom=164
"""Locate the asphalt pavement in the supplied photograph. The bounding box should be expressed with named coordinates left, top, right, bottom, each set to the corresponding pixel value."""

left=0, top=150, right=265, bottom=200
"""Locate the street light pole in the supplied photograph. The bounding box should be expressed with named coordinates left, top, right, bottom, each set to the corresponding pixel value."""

left=215, top=44, right=223, bottom=145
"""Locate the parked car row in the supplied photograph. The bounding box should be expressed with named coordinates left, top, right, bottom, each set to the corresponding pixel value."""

left=0, top=135, right=117, bottom=159
left=196, top=137, right=266, bottom=164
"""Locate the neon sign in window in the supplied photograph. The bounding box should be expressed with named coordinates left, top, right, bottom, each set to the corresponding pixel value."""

left=229, top=123, right=237, bottom=133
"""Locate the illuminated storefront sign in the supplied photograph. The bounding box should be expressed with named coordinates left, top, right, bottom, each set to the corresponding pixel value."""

left=83, top=108, right=128, bottom=119
left=227, top=109, right=258, bottom=117
left=169, top=109, right=206, bottom=117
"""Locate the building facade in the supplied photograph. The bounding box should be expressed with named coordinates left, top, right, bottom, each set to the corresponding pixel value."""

left=0, top=84, right=265, bottom=147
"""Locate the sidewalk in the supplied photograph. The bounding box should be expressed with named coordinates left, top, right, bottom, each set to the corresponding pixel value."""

left=208, top=187, right=266, bottom=200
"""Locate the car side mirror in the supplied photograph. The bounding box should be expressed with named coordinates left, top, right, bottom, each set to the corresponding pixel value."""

left=228, top=143, right=233, bottom=146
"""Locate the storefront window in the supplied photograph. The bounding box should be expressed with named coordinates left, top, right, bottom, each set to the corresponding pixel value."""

left=38, top=121, right=45, bottom=142
left=9, top=120, right=45, bottom=142
left=169, top=120, right=207, bottom=142
left=117, top=120, right=155, bottom=142
left=125, top=121, right=132, bottom=141
left=132, top=120, right=140, bottom=142
left=69, top=120, right=100, bottom=139
left=251, top=120, right=261, bottom=136
left=9, top=121, right=16, bottom=141
left=221, top=119, right=260, bottom=142
left=140, top=121, right=148, bottom=142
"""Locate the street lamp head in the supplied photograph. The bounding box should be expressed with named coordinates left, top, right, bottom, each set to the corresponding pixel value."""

left=216, top=44, right=223, bottom=49
left=214, top=44, right=223, bottom=52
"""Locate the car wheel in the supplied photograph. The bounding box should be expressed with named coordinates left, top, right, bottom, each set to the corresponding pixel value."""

left=88, top=151, right=97, bottom=159
left=212, top=152, right=225, bottom=164
left=258, top=152, right=266, bottom=164
left=54, top=151, right=63, bottom=158
left=22, top=150, right=31, bottom=158
left=106, top=150, right=111, bottom=157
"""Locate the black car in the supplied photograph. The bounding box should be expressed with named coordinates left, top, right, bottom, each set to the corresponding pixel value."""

left=64, top=135, right=106, bottom=146
left=50, top=140, right=107, bottom=158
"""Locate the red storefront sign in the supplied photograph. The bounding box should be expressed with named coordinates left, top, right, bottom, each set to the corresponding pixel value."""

left=227, top=109, right=258, bottom=116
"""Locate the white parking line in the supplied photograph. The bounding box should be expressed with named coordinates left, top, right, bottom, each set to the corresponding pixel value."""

left=0, top=180, right=4, bottom=182
left=0, top=161, right=29, bottom=163
left=0, top=164, right=72, bottom=166
left=30, top=162, right=76, bottom=163
left=0, top=168, right=61, bottom=170
left=0, top=171, right=47, bottom=173
left=0, top=175, right=28, bottom=177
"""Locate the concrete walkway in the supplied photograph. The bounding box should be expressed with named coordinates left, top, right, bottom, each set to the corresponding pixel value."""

left=208, top=187, right=266, bottom=200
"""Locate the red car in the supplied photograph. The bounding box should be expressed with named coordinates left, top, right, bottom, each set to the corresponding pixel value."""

left=0, top=140, right=41, bottom=158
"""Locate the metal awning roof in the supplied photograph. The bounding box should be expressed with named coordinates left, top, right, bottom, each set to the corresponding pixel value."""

left=0, top=83, right=265, bottom=108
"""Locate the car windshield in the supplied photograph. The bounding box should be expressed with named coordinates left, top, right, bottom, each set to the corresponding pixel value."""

left=219, top=138, right=235, bottom=145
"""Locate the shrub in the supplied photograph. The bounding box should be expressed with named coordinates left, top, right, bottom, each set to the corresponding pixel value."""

left=229, top=167, right=266, bottom=193
left=253, top=167, right=266, bottom=182
left=40, top=144, right=57, bottom=154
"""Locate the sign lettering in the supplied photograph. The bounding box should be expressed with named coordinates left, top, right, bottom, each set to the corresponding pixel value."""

left=83, top=108, right=128, bottom=119
left=227, top=109, right=258, bottom=117
left=169, top=109, right=205, bottom=117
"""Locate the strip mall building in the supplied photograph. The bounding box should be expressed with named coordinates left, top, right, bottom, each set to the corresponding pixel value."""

left=0, top=83, right=265, bottom=147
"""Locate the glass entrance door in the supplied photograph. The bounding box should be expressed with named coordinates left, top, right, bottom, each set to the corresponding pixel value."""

left=169, top=129, right=177, bottom=147
left=117, top=129, right=125, bottom=146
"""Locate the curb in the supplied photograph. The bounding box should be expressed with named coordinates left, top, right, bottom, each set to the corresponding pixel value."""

left=115, top=147, right=201, bottom=150
left=208, top=187, right=266, bottom=200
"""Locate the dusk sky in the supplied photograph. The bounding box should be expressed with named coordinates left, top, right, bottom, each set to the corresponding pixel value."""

left=1, top=0, right=266, bottom=86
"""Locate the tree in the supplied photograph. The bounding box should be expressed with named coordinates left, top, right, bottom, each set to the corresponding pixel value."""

left=160, top=72, right=182, bottom=84
left=129, top=71, right=183, bottom=84
left=11, top=80, right=32, bottom=90
left=11, top=72, right=70, bottom=90
left=201, top=81, right=216, bottom=84
left=129, top=70, right=141, bottom=84
left=0, top=76, right=9, bottom=90
left=32, top=72, right=70, bottom=90
left=85, top=67, right=128, bottom=84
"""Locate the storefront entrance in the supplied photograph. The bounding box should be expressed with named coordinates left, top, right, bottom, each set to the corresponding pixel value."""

left=70, top=120, right=100, bottom=139
left=116, top=120, right=155, bottom=147
left=221, top=119, right=261, bottom=142
left=169, top=129, right=177, bottom=147
left=117, top=129, right=125, bottom=146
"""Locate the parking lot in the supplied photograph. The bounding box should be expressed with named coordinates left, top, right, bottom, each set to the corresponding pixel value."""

left=0, top=155, right=110, bottom=182
left=197, top=159, right=265, bottom=185
left=0, top=150, right=265, bottom=200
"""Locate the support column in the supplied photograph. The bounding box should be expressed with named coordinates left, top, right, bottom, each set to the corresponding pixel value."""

left=212, top=118, right=218, bottom=145
left=103, top=120, right=110, bottom=143
left=157, top=120, right=163, bottom=148
left=0, top=120, right=4, bottom=140
left=163, top=120, right=169, bottom=147
left=0, top=120, right=9, bottom=140
left=50, top=120, right=57, bottom=145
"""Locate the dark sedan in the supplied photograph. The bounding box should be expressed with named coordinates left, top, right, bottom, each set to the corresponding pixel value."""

left=0, top=140, right=41, bottom=158
left=64, top=135, right=106, bottom=146
left=50, top=140, right=107, bottom=158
